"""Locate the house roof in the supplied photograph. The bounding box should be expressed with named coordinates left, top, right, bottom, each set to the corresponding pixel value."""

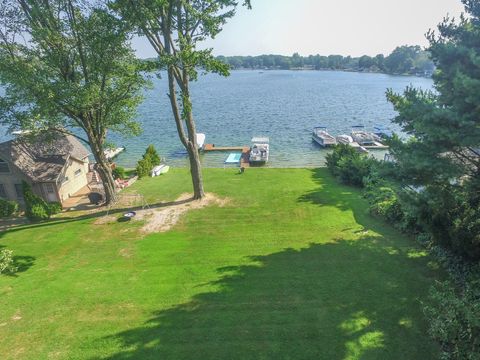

left=0, top=133, right=90, bottom=183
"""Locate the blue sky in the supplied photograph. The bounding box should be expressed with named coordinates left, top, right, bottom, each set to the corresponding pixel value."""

left=132, top=0, right=465, bottom=58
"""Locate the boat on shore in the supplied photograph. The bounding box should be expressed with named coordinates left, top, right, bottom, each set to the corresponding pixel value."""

left=151, top=164, right=170, bottom=177
left=249, top=136, right=269, bottom=164
left=312, top=126, right=337, bottom=147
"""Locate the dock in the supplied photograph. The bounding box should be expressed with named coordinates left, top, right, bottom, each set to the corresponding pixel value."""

left=204, top=144, right=251, bottom=168
left=203, top=144, right=249, bottom=152
left=362, top=141, right=389, bottom=150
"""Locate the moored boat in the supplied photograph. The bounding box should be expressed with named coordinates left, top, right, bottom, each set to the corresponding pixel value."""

left=336, top=134, right=368, bottom=153
left=196, top=133, right=206, bottom=149
left=312, top=126, right=337, bottom=147
left=249, top=136, right=269, bottom=164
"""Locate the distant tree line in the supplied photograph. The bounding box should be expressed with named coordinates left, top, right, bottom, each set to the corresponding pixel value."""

left=216, top=45, right=434, bottom=76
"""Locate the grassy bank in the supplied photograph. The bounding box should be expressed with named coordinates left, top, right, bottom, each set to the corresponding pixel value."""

left=0, top=168, right=441, bottom=359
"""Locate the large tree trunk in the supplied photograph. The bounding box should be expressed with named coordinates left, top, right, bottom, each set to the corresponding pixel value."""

left=87, top=133, right=116, bottom=205
left=166, top=66, right=205, bottom=200
left=186, top=140, right=205, bottom=199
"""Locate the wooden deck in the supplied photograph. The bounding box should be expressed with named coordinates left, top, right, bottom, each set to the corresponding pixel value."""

left=204, top=144, right=251, bottom=168
left=203, top=144, right=249, bottom=152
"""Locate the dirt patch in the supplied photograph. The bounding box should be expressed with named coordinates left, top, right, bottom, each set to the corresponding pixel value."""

left=137, top=193, right=228, bottom=234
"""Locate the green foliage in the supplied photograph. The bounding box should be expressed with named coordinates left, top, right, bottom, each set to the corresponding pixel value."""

left=22, top=181, right=50, bottom=221
left=385, top=0, right=480, bottom=261
left=47, top=202, right=63, bottom=215
left=143, top=145, right=161, bottom=167
left=136, top=158, right=152, bottom=179
left=326, top=144, right=374, bottom=187
left=0, top=0, right=149, bottom=205
left=0, top=198, right=18, bottom=218
left=0, top=248, right=16, bottom=274
left=112, top=166, right=126, bottom=180
left=214, top=46, right=433, bottom=75
left=424, top=280, right=480, bottom=360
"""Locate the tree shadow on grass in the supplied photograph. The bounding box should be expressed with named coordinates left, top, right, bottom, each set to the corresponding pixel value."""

left=94, top=237, right=436, bottom=360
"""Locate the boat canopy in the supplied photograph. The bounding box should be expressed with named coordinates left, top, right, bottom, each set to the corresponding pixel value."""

left=251, top=137, right=269, bottom=144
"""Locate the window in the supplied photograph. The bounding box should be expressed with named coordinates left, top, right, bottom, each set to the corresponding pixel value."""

left=0, top=159, right=9, bottom=173
left=0, top=184, right=6, bottom=199
left=74, top=169, right=82, bottom=177
left=14, top=184, right=23, bottom=199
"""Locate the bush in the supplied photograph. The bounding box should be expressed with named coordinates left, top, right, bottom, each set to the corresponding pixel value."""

left=0, top=198, right=18, bottom=218
left=144, top=144, right=161, bottom=167
left=22, top=181, right=50, bottom=221
left=0, top=249, right=17, bottom=274
left=112, top=166, right=126, bottom=180
left=424, top=280, right=480, bottom=360
left=326, top=144, right=374, bottom=187
left=47, top=202, right=63, bottom=215
left=136, top=158, right=152, bottom=179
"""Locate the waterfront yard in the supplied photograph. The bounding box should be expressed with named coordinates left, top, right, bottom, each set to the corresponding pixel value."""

left=0, top=168, right=441, bottom=359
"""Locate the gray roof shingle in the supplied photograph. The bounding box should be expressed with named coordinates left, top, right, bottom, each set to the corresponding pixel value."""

left=0, top=133, right=90, bottom=182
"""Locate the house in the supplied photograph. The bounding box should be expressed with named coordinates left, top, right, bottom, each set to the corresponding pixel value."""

left=0, top=133, right=91, bottom=205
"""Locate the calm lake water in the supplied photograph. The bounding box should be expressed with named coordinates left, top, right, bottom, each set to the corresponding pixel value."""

left=1, top=70, right=433, bottom=168
left=109, top=70, right=433, bottom=168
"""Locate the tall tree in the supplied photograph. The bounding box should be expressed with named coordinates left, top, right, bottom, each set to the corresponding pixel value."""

left=0, top=0, right=148, bottom=205
left=113, top=0, right=250, bottom=199
left=386, top=0, right=480, bottom=258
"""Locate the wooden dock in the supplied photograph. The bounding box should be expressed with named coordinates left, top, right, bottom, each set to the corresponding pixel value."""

left=203, top=144, right=249, bottom=152
left=204, top=144, right=251, bottom=168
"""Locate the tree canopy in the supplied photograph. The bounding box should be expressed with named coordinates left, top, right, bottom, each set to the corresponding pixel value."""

left=0, top=0, right=149, bottom=204
left=386, top=0, right=480, bottom=259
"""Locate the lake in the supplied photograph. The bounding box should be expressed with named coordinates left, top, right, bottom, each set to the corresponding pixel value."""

left=109, top=70, right=433, bottom=168
left=2, top=70, right=433, bottom=168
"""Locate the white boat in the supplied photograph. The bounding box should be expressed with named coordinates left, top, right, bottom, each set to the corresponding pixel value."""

left=104, top=147, right=125, bottom=160
left=312, top=126, right=337, bottom=147
left=151, top=164, right=170, bottom=177
left=336, top=134, right=368, bottom=153
left=196, top=133, right=206, bottom=149
left=249, top=136, right=269, bottom=164
left=351, top=125, right=376, bottom=146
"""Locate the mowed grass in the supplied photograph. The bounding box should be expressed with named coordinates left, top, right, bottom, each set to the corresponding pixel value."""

left=0, top=168, right=441, bottom=359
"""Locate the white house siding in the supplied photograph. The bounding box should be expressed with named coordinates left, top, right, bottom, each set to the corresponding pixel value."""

left=57, top=158, right=89, bottom=202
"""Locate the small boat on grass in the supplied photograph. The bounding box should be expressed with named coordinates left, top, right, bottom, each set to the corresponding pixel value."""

left=249, top=136, right=269, bottom=164
left=312, top=126, right=337, bottom=147
left=151, top=164, right=170, bottom=177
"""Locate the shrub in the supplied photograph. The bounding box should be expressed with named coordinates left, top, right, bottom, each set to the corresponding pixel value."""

left=112, top=166, right=126, bottom=180
left=326, top=144, right=374, bottom=187
left=424, top=280, right=480, bottom=360
left=0, top=249, right=17, bottom=274
left=136, top=158, right=152, bottom=179
left=0, top=198, right=18, bottom=218
left=143, top=144, right=161, bottom=167
left=47, top=202, right=63, bottom=215
left=22, top=181, right=50, bottom=221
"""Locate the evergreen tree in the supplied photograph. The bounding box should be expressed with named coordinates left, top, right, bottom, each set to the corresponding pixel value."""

left=386, top=0, right=480, bottom=259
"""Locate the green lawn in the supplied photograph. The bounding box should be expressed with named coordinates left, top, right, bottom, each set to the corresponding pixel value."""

left=0, top=168, right=440, bottom=359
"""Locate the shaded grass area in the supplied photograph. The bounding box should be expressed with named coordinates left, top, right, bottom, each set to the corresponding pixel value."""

left=0, top=168, right=440, bottom=359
